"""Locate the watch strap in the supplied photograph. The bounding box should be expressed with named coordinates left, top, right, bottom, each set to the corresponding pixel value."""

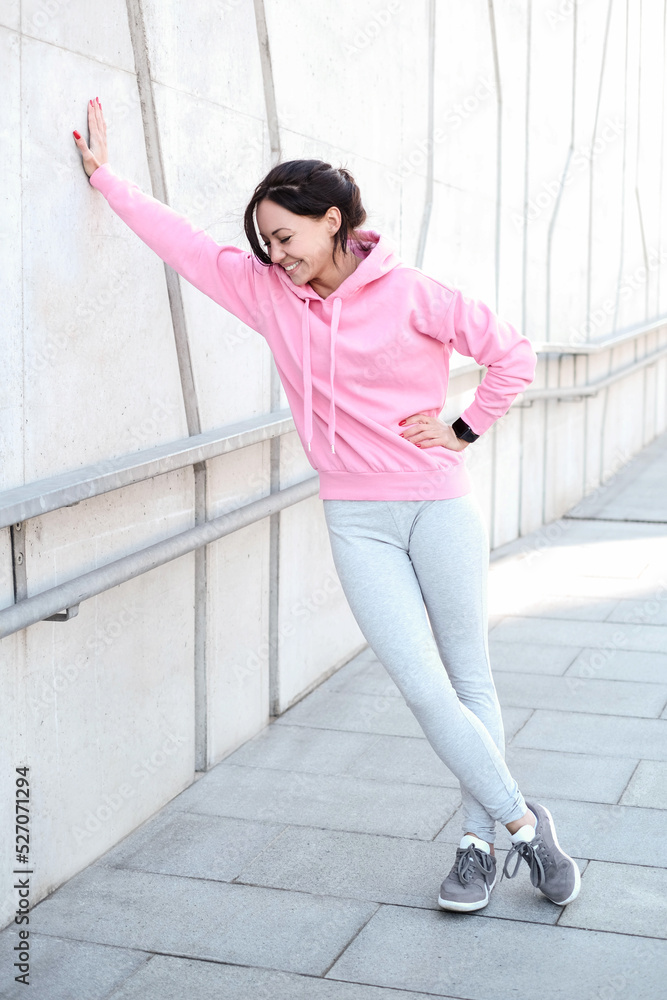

left=452, top=417, right=480, bottom=442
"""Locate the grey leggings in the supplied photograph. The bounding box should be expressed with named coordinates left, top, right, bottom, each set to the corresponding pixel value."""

left=322, top=493, right=527, bottom=844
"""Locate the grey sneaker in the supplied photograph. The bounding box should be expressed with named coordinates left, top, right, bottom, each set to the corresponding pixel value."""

left=437, top=835, right=497, bottom=912
left=502, top=801, right=581, bottom=905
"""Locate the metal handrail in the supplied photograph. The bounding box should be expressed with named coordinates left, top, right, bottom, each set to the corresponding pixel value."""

left=0, top=476, right=320, bottom=638
left=530, top=314, right=667, bottom=355
left=517, top=343, right=667, bottom=403
left=0, top=410, right=294, bottom=530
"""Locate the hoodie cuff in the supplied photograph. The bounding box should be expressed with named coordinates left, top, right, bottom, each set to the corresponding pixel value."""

left=457, top=401, right=491, bottom=438
left=88, top=162, right=117, bottom=193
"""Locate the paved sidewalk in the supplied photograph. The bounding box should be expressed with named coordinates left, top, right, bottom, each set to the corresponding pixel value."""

left=3, top=432, right=667, bottom=999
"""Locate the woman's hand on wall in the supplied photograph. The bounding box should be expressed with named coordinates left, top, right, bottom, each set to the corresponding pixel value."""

left=73, top=97, right=108, bottom=178
left=399, top=414, right=470, bottom=452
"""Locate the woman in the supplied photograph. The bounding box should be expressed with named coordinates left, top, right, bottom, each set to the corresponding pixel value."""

left=73, top=98, right=580, bottom=912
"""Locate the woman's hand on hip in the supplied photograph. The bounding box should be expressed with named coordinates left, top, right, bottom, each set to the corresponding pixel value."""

left=399, top=414, right=469, bottom=452
left=73, top=97, right=108, bottom=178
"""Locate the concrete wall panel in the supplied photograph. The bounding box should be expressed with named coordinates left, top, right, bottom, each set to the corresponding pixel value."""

left=25, top=469, right=194, bottom=595
left=141, top=0, right=265, bottom=121
left=266, top=0, right=429, bottom=172
left=21, top=0, right=135, bottom=70
left=519, top=398, right=546, bottom=537
left=432, top=1, right=497, bottom=204
left=424, top=183, right=497, bottom=300
left=277, top=495, right=362, bottom=713
left=207, top=519, right=270, bottom=763
left=0, top=530, right=13, bottom=611
left=0, top=0, right=19, bottom=29
left=1, top=27, right=23, bottom=492
left=493, top=407, right=521, bottom=548
left=22, top=38, right=189, bottom=484
left=495, top=0, right=529, bottom=218
left=19, top=559, right=195, bottom=893
left=154, top=82, right=272, bottom=431
left=655, top=355, right=667, bottom=429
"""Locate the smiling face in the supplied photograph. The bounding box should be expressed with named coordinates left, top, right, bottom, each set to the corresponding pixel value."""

left=256, top=198, right=342, bottom=285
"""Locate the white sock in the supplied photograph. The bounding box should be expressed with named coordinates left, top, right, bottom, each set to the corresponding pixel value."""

left=510, top=823, right=536, bottom=845
left=460, top=834, right=491, bottom=854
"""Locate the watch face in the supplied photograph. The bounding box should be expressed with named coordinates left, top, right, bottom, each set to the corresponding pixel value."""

left=453, top=418, right=478, bottom=442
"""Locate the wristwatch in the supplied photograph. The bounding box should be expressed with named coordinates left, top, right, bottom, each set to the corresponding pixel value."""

left=452, top=417, right=480, bottom=443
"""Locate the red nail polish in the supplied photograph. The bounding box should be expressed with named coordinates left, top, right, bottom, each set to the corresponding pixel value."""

left=399, top=419, right=406, bottom=426
left=73, top=130, right=81, bottom=139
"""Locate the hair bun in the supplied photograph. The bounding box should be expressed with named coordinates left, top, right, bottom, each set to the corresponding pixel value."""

left=244, top=157, right=372, bottom=265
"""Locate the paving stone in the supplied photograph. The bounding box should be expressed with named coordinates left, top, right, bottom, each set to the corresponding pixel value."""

left=494, top=671, right=667, bottom=718
left=0, top=932, right=148, bottom=1000
left=28, top=865, right=377, bottom=977
left=93, top=810, right=286, bottom=881
left=559, top=860, right=667, bottom=937
left=274, top=687, right=426, bottom=737
left=492, top=529, right=657, bottom=579
left=494, top=706, right=534, bottom=740
left=488, top=640, right=580, bottom=675
left=346, top=735, right=459, bottom=787
left=566, top=648, right=667, bottom=684
left=105, top=954, right=446, bottom=1000
left=316, top=657, right=401, bottom=698
left=607, top=596, right=667, bottom=626
left=512, top=709, right=667, bottom=761
left=435, top=796, right=664, bottom=867
left=325, top=905, right=667, bottom=999
left=166, top=763, right=460, bottom=840
left=620, top=760, right=667, bottom=808
left=501, top=574, right=667, bottom=601
left=503, top=747, right=638, bottom=804
left=234, top=825, right=564, bottom=925
left=498, top=596, right=620, bottom=622
left=491, top=616, right=667, bottom=653
left=344, top=736, right=633, bottom=805
left=566, top=431, right=667, bottom=523
left=225, top=723, right=380, bottom=774
left=273, top=683, right=532, bottom=745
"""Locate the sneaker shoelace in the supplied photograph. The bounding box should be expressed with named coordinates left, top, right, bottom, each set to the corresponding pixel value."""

left=451, top=844, right=495, bottom=885
left=501, top=832, right=555, bottom=888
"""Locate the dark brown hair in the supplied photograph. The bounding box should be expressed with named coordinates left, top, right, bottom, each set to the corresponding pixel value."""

left=243, top=158, right=375, bottom=268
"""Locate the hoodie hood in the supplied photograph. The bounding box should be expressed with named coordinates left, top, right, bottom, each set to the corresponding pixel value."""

left=272, top=229, right=403, bottom=454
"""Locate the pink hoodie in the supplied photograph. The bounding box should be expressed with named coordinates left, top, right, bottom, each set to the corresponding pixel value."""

left=89, top=163, right=537, bottom=501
